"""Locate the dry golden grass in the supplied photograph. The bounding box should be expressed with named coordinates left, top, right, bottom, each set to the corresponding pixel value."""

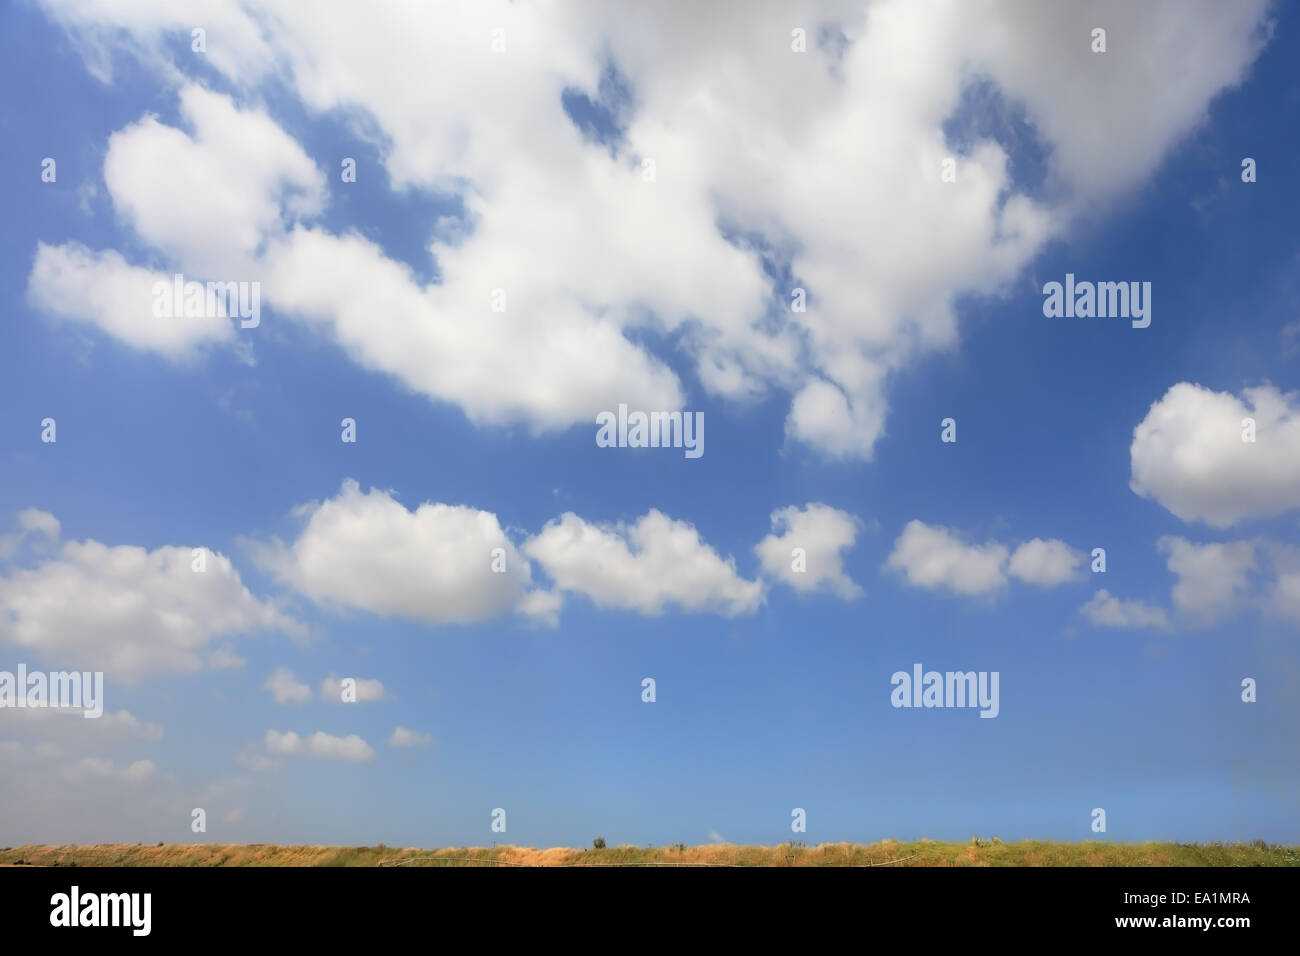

left=0, top=839, right=1295, bottom=867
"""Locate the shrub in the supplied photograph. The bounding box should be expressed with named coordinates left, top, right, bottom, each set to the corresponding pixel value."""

left=592, top=837, right=606, bottom=849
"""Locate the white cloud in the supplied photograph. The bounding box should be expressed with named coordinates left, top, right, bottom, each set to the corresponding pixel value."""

left=516, top=588, right=563, bottom=628
left=0, top=707, right=163, bottom=747
left=1158, top=535, right=1257, bottom=625
left=1008, top=538, right=1084, bottom=587
left=260, top=225, right=687, bottom=432
left=62, top=756, right=159, bottom=785
left=264, top=668, right=312, bottom=705
left=1131, top=383, right=1300, bottom=528
left=253, top=479, right=550, bottom=626
left=36, top=0, right=277, bottom=82
left=754, top=503, right=862, bottom=599
left=235, top=750, right=281, bottom=773
left=30, top=0, right=1272, bottom=458
left=320, top=675, right=385, bottom=703
left=255, top=484, right=777, bottom=626
left=27, top=242, right=234, bottom=359
left=264, top=729, right=375, bottom=762
left=208, top=645, right=246, bottom=670
left=1265, top=543, right=1300, bottom=626
left=27, top=84, right=324, bottom=361
left=104, top=84, right=325, bottom=278
left=0, top=525, right=302, bottom=681
left=523, top=510, right=763, bottom=616
left=0, top=741, right=203, bottom=844
left=1079, top=590, right=1170, bottom=631
left=885, top=520, right=1008, bottom=596
left=388, top=726, right=432, bottom=748
left=0, top=508, right=61, bottom=560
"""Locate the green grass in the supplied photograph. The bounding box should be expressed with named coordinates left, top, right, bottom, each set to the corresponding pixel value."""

left=1, top=839, right=1296, bottom=867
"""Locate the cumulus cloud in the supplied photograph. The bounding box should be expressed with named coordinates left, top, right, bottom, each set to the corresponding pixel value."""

left=104, top=84, right=325, bottom=277
left=208, top=645, right=246, bottom=670
left=388, top=726, right=432, bottom=748
left=320, top=675, right=386, bottom=703
left=1131, top=383, right=1300, bottom=527
left=235, top=750, right=281, bottom=773
left=264, top=730, right=375, bottom=762
left=887, top=522, right=1089, bottom=596
left=27, top=84, right=325, bottom=359
left=754, top=503, right=862, bottom=599
left=523, top=510, right=763, bottom=616
left=885, top=521, right=1008, bottom=596
left=1075, top=537, right=1300, bottom=633
left=1158, top=535, right=1257, bottom=625
left=264, top=668, right=312, bottom=705
left=62, top=756, right=159, bottom=785
left=1079, top=590, right=1170, bottom=631
left=0, top=707, right=163, bottom=747
left=0, top=508, right=61, bottom=560
left=255, top=483, right=782, bottom=625
left=27, top=242, right=234, bottom=359
left=1008, top=538, right=1085, bottom=586
left=0, top=524, right=302, bottom=680
left=0, top=741, right=200, bottom=843
left=29, top=0, right=1272, bottom=458
left=1264, top=543, right=1300, bottom=626
left=252, top=479, right=551, bottom=626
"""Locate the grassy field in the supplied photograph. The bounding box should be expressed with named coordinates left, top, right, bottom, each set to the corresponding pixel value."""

left=2, top=839, right=1297, bottom=867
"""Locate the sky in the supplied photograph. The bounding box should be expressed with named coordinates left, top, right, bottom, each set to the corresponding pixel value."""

left=1, top=0, right=1298, bottom=849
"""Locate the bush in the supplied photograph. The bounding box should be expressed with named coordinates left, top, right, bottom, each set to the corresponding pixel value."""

left=592, top=837, right=606, bottom=849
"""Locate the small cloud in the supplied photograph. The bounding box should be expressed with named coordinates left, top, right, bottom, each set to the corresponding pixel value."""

left=0, top=508, right=61, bottom=559
left=236, top=750, right=281, bottom=773
left=264, top=668, right=311, bottom=704
left=1079, top=589, right=1169, bottom=630
left=319, top=674, right=385, bottom=703
left=208, top=645, right=246, bottom=670
left=388, top=726, right=433, bottom=749
left=265, top=729, right=375, bottom=762
left=1007, top=538, right=1084, bottom=586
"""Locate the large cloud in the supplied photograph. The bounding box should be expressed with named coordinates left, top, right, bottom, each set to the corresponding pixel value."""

left=30, top=0, right=1273, bottom=458
left=27, top=242, right=234, bottom=359
left=103, top=84, right=325, bottom=278
left=253, top=479, right=550, bottom=626
left=0, top=520, right=301, bottom=681
left=0, top=707, right=163, bottom=751
left=1131, top=383, right=1300, bottom=527
left=0, top=741, right=252, bottom=845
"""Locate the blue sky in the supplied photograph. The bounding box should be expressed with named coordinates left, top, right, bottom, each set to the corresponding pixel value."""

left=1, top=0, right=1297, bottom=847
